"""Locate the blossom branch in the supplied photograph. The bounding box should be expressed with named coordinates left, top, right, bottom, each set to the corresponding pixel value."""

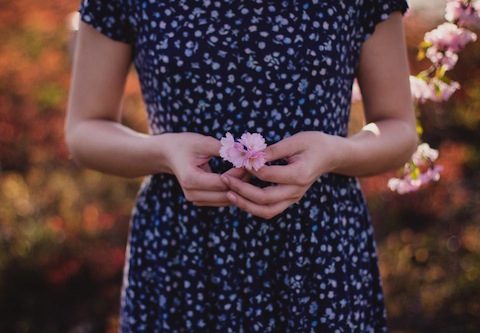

left=353, top=0, right=479, bottom=193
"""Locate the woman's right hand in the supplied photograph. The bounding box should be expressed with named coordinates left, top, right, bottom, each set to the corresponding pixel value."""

left=161, top=132, right=249, bottom=207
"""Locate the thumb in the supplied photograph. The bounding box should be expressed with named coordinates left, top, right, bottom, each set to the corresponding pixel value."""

left=264, top=136, right=297, bottom=162
left=197, top=135, right=222, bottom=157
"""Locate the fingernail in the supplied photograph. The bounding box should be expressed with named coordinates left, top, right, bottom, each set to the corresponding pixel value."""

left=226, top=191, right=237, bottom=203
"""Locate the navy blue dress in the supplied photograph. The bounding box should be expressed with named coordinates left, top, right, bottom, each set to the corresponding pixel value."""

left=79, top=1, right=408, bottom=332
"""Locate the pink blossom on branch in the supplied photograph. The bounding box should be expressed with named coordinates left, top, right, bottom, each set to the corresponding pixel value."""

left=412, top=143, right=439, bottom=165
left=387, top=176, right=422, bottom=194
left=409, top=76, right=431, bottom=103
left=419, top=165, right=444, bottom=183
left=424, top=22, right=477, bottom=53
left=445, top=0, right=480, bottom=27
left=429, top=78, right=461, bottom=102
left=357, top=76, right=460, bottom=105
left=425, top=47, right=458, bottom=70
left=385, top=1, right=479, bottom=193
left=409, top=76, right=460, bottom=103
left=388, top=143, right=443, bottom=194
left=422, top=21, right=476, bottom=70
left=387, top=165, right=444, bottom=194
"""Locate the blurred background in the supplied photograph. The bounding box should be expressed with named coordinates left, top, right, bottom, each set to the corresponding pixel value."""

left=0, top=1, right=479, bottom=332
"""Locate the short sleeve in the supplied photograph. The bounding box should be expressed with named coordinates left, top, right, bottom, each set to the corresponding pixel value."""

left=78, top=0, right=134, bottom=44
left=360, top=0, right=409, bottom=42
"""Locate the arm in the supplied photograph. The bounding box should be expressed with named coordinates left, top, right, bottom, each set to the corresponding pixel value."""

left=66, top=22, right=163, bottom=177
left=332, top=11, right=418, bottom=176
left=66, top=22, right=241, bottom=206
left=221, top=12, right=418, bottom=219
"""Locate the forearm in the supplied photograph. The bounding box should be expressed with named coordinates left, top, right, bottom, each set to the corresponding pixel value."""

left=330, top=12, right=417, bottom=178
left=328, top=117, right=417, bottom=178
left=66, top=119, right=171, bottom=178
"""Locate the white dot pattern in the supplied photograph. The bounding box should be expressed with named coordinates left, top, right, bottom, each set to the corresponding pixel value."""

left=80, top=0, right=407, bottom=332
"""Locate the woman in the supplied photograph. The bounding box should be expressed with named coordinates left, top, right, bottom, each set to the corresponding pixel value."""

left=66, top=0, right=417, bottom=331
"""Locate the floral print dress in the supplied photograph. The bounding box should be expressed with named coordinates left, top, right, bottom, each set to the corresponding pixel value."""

left=79, top=0, right=408, bottom=332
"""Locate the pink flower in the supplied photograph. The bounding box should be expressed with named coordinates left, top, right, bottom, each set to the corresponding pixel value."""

left=412, top=143, right=439, bottom=166
left=430, top=78, right=460, bottom=102
left=446, top=0, right=465, bottom=23
left=388, top=144, right=444, bottom=194
left=219, top=132, right=235, bottom=159
left=388, top=164, right=444, bottom=194
left=425, top=47, right=459, bottom=70
left=228, top=143, right=249, bottom=168
left=410, top=76, right=460, bottom=103
left=220, top=132, right=267, bottom=171
left=239, top=132, right=267, bottom=151
left=410, top=76, right=431, bottom=103
left=419, top=165, right=444, bottom=183
left=243, top=149, right=267, bottom=171
left=445, top=0, right=480, bottom=27
left=220, top=132, right=249, bottom=168
left=424, top=22, right=477, bottom=53
left=388, top=177, right=422, bottom=194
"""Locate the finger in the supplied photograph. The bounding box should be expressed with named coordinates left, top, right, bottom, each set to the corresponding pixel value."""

left=263, top=136, right=299, bottom=162
left=252, top=163, right=309, bottom=185
left=223, top=167, right=252, bottom=182
left=197, top=135, right=222, bottom=157
left=221, top=174, right=301, bottom=205
left=183, top=190, right=229, bottom=204
left=193, top=201, right=232, bottom=207
left=223, top=167, right=248, bottom=179
left=183, top=169, right=229, bottom=191
left=226, top=191, right=292, bottom=220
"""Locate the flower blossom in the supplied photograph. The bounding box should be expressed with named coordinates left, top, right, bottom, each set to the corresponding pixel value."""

left=390, top=0, right=479, bottom=194
left=445, top=0, right=480, bottom=27
left=388, top=144, right=443, bottom=194
left=419, top=165, right=444, bottom=184
left=409, top=76, right=460, bottom=103
left=412, top=143, right=439, bottom=165
left=424, top=22, right=477, bottom=53
left=239, top=132, right=267, bottom=152
left=220, top=132, right=267, bottom=171
left=409, top=76, right=431, bottom=103
left=425, top=47, right=458, bottom=70
left=387, top=177, right=422, bottom=194
left=430, top=78, right=461, bottom=102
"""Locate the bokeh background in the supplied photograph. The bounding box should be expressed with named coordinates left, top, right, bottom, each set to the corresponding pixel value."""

left=0, top=1, right=479, bottom=332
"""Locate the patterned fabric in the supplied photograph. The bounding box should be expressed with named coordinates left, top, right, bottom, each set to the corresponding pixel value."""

left=79, top=1, right=408, bottom=332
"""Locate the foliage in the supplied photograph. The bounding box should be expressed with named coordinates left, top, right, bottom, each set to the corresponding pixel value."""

left=0, top=1, right=479, bottom=332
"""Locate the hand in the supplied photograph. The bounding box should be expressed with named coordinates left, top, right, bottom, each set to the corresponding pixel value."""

left=162, top=133, right=250, bottom=207
left=221, top=132, right=338, bottom=219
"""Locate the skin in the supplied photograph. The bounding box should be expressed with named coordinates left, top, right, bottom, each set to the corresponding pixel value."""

left=66, top=12, right=417, bottom=219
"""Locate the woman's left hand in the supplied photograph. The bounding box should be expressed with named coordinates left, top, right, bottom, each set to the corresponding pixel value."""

left=220, top=131, right=338, bottom=219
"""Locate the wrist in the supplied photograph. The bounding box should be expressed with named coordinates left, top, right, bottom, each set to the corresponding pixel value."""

left=311, top=132, right=349, bottom=176
left=148, top=133, right=177, bottom=175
